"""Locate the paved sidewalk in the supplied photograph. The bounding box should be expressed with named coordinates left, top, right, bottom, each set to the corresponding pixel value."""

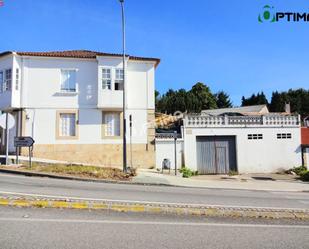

left=133, top=170, right=309, bottom=192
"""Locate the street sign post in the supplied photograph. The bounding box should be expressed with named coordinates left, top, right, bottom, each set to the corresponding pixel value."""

left=0, top=113, right=15, bottom=165
left=174, top=131, right=177, bottom=176
left=14, top=136, right=35, bottom=167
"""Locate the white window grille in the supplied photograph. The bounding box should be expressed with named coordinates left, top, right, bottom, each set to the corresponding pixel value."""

left=103, top=112, right=120, bottom=136
left=61, top=70, right=76, bottom=92
left=59, top=113, right=76, bottom=137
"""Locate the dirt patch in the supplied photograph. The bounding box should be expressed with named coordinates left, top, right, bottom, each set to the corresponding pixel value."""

left=0, top=163, right=135, bottom=181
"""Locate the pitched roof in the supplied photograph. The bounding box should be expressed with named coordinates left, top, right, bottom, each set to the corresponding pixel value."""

left=0, top=50, right=160, bottom=66
left=202, top=105, right=269, bottom=116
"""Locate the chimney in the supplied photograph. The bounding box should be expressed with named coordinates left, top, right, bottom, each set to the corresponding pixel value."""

left=285, top=103, right=291, bottom=114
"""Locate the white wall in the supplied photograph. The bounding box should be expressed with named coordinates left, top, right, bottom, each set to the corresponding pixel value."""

left=22, top=57, right=98, bottom=108
left=24, top=107, right=148, bottom=145
left=184, top=127, right=302, bottom=173
left=11, top=55, right=156, bottom=146
left=156, top=139, right=183, bottom=169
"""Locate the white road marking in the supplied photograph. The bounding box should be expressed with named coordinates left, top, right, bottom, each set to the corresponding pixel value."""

left=299, top=201, right=309, bottom=205
left=0, top=217, right=308, bottom=229
left=269, top=192, right=309, bottom=206
left=0, top=190, right=308, bottom=211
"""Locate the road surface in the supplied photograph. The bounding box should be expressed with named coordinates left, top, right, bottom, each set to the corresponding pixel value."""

left=0, top=206, right=308, bottom=249
left=0, top=173, right=308, bottom=209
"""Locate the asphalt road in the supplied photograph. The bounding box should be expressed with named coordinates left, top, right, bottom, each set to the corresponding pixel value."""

left=0, top=173, right=309, bottom=209
left=0, top=206, right=308, bottom=249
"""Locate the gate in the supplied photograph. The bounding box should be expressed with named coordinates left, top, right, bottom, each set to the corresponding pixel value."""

left=196, top=136, right=237, bottom=174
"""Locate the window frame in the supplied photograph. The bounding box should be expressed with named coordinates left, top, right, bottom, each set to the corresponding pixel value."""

left=56, top=110, right=79, bottom=140
left=277, top=133, right=292, bottom=139
left=114, top=68, right=124, bottom=91
left=0, top=71, right=3, bottom=93
left=4, top=68, right=12, bottom=92
left=102, top=111, right=123, bottom=139
left=248, top=134, right=263, bottom=140
left=15, top=68, right=20, bottom=91
left=101, top=67, right=112, bottom=90
left=60, top=69, right=77, bottom=93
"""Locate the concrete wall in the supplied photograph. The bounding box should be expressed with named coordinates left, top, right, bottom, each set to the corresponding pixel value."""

left=23, top=108, right=149, bottom=145
left=155, top=139, right=184, bottom=169
left=183, top=127, right=302, bottom=174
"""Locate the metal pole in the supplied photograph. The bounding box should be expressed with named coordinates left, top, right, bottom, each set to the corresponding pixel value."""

left=15, top=143, right=18, bottom=165
left=5, top=112, right=9, bottom=165
left=129, top=114, right=133, bottom=168
left=120, top=0, right=127, bottom=173
left=29, top=146, right=31, bottom=169
left=174, top=131, right=177, bottom=176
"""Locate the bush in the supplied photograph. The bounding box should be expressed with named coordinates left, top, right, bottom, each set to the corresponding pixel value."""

left=180, top=167, right=198, bottom=178
left=291, top=166, right=307, bottom=176
left=300, top=171, right=309, bottom=181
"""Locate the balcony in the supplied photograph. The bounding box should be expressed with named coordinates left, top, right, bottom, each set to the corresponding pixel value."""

left=184, top=114, right=301, bottom=128
left=97, top=90, right=123, bottom=109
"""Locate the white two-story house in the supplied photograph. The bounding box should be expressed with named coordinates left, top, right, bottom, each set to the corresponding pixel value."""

left=0, top=50, right=160, bottom=168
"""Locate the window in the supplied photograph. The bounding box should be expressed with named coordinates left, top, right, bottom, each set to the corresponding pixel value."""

left=115, top=69, right=124, bottom=91
left=103, top=112, right=121, bottom=137
left=59, top=113, right=76, bottom=137
left=102, top=68, right=111, bottom=90
left=277, top=133, right=292, bottom=139
left=5, top=69, right=12, bottom=91
left=15, top=68, right=19, bottom=91
left=248, top=134, right=263, bottom=140
left=61, top=70, right=76, bottom=92
left=0, top=71, right=3, bottom=93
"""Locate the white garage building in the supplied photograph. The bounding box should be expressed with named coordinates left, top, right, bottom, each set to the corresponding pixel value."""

left=156, top=105, right=302, bottom=174
left=183, top=106, right=302, bottom=174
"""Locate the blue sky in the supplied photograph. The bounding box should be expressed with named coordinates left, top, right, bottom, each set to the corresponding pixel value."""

left=0, top=0, right=308, bottom=105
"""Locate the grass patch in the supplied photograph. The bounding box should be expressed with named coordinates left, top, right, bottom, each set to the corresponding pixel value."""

left=286, top=166, right=309, bottom=182
left=14, top=162, right=135, bottom=181
left=179, top=167, right=198, bottom=178
left=228, top=170, right=238, bottom=176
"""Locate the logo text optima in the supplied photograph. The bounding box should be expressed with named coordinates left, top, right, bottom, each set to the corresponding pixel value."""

left=259, top=5, right=309, bottom=23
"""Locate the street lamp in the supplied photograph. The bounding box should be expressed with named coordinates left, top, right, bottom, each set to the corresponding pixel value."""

left=119, top=0, right=127, bottom=173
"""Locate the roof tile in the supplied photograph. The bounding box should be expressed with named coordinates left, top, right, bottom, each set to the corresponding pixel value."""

left=0, top=50, right=160, bottom=66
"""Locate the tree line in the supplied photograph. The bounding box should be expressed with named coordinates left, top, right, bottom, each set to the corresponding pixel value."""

left=156, top=82, right=309, bottom=117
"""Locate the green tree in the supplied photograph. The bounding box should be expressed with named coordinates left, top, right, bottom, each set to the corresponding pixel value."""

left=241, top=92, right=268, bottom=106
left=155, top=90, right=161, bottom=112
left=215, top=91, right=232, bottom=108
left=189, top=82, right=217, bottom=112
left=269, top=91, right=288, bottom=112
left=269, top=89, right=309, bottom=117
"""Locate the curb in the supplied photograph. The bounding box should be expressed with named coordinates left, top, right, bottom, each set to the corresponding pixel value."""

left=1, top=168, right=309, bottom=193
left=1, top=195, right=309, bottom=220
left=0, top=168, right=174, bottom=187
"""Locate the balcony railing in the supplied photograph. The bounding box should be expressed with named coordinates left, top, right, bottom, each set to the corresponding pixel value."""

left=184, top=114, right=300, bottom=128
left=97, top=90, right=123, bottom=109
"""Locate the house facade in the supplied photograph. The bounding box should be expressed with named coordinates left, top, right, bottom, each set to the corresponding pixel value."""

left=0, top=50, right=160, bottom=168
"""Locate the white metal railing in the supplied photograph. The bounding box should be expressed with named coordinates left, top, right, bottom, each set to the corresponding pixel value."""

left=184, top=114, right=300, bottom=128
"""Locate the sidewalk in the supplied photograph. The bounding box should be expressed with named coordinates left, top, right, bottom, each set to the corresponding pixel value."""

left=133, top=169, right=309, bottom=192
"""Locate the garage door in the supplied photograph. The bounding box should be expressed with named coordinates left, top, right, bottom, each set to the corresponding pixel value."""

left=196, top=136, right=237, bottom=174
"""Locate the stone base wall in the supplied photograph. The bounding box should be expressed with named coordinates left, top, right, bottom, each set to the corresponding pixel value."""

left=22, top=144, right=155, bottom=169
